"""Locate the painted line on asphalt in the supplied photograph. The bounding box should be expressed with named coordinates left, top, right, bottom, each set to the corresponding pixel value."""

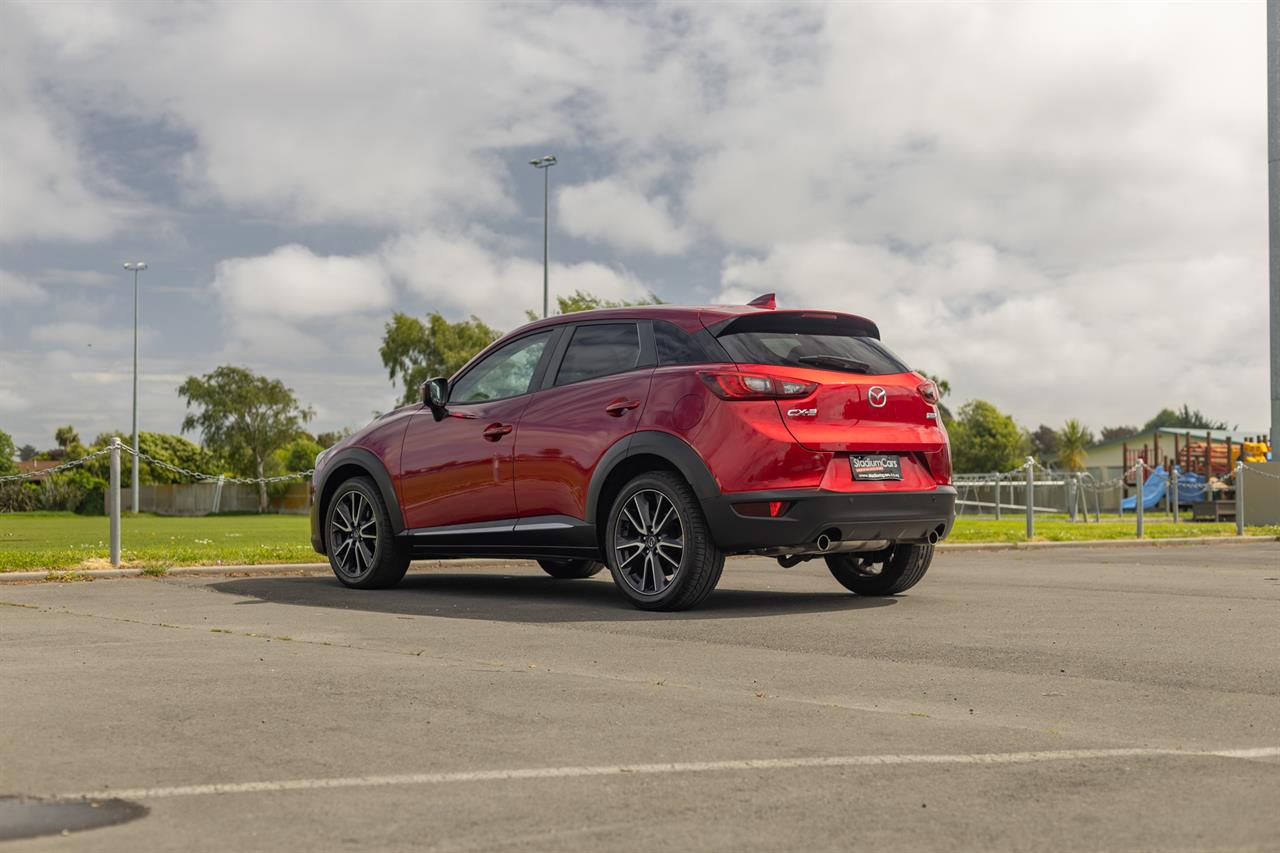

left=61, top=746, right=1280, bottom=801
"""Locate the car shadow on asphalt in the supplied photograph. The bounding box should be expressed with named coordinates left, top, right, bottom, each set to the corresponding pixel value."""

left=209, top=570, right=895, bottom=623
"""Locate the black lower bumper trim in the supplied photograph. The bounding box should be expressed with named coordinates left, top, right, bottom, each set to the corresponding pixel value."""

left=703, top=486, right=957, bottom=554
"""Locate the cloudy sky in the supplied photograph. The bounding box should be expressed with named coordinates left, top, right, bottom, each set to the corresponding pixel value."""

left=0, top=0, right=1269, bottom=451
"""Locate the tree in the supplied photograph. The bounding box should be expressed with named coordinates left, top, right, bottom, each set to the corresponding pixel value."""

left=1142, top=405, right=1229, bottom=432
left=178, top=366, right=314, bottom=511
left=17, top=444, right=36, bottom=462
left=948, top=400, right=1030, bottom=474
left=524, top=289, right=662, bottom=321
left=315, top=428, right=354, bottom=449
left=1029, top=424, right=1060, bottom=464
left=54, top=426, right=80, bottom=452
left=1100, top=425, right=1137, bottom=442
left=919, top=372, right=953, bottom=421
left=1056, top=419, right=1094, bottom=471
left=380, top=312, right=501, bottom=406
left=0, top=429, right=17, bottom=477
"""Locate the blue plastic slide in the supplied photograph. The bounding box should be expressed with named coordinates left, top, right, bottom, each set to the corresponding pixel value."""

left=1121, top=465, right=1168, bottom=512
left=1120, top=465, right=1206, bottom=511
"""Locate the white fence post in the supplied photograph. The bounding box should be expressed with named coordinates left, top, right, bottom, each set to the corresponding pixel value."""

left=1235, top=461, right=1245, bottom=536
left=994, top=474, right=1002, bottom=521
left=212, top=474, right=225, bottom=514
left=1135, top=459, right=1145, bottom=539
left=1024, top=457, right=1035, bottom=540
left=110, top=438, right=121, bottom=567
left=1171, top=465, right=1180, bottom=524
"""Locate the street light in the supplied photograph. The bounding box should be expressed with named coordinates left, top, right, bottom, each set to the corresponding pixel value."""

left=529, top=154, right=557, bottom=318
left=122, top=261, right=147, bottom=513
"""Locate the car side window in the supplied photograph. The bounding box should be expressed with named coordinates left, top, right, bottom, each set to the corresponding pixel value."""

left=655, top=321, right=708, bottom=365
left=555, top=323, right=641, bottom=386
left=450, top=331, right=552, bottom=403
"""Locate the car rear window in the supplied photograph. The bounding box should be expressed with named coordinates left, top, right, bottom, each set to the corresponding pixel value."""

left=555, top=323, right=642, bottom=385
left=715, top=314, right=909, bottom=375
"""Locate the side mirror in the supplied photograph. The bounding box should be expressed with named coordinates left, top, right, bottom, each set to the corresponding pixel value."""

left=423, top=377, right=449, bottom=419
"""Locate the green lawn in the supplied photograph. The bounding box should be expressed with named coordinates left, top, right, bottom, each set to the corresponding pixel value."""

left=0, top=512, right=316, bottom=571
left=0, top=512, right=1276, bottom=572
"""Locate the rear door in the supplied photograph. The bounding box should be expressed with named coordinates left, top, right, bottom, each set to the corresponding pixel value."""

left=514, top=320, right=655, bottom=521
left=710, top=311, right=942, bottom=457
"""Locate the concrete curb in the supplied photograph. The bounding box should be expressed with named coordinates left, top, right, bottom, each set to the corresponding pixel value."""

left=2, top=537, right=1275, bottom=583
left=0, top=558, right=524, bottom=584
left=936, top=535, right=1279, bottom=552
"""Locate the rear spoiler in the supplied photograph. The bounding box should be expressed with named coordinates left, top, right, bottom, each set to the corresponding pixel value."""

left=704, top=310, right=881, bottom=341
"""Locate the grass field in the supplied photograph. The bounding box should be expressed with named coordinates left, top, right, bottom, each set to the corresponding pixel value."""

left=1, top=511, right=1276, bottom=572
left=0, top=512, right=316, bottom=571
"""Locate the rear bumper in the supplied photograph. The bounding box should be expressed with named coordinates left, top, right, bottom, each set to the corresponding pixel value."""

left=703, top=486, right=956, bottom=554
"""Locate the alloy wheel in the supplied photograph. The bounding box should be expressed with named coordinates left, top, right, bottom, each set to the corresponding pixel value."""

left=613, top=488, right=684, bottom=596
left=330, top=489, right=378, bottom=578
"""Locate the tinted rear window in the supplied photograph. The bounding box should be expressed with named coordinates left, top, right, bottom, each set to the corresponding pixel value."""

left=555, top=323, right=641, bottom=385
left=716, top=316, right=908, bottom=375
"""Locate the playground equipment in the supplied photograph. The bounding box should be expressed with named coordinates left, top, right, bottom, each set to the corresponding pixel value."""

left=1119, top=465, right=1208, bottom=512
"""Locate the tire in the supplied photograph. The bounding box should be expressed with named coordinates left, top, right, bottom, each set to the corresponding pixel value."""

left=325, top=476, right=410, bottom=589
left=604, top=471, right=724, bottom=611
left=825, top=543, right=934, bottom=596
left=538, top=558, right=605, bottom=579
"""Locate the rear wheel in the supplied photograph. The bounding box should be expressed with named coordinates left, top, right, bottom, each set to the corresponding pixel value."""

left=825, top=543, right=933, bottom=596
left=326, top=476, right=410, bottom=589
left=538, top=558, right=604, bottom=579
left=605, top=471, right=724, bottom=611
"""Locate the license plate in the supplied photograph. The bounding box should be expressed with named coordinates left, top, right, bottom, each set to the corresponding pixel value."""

left=850, top=454, right=902, bottom=481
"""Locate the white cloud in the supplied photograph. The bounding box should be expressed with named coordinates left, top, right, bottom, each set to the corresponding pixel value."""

left=558, top=179, right=691, bottom=255
left=382, top=232, right=650, bottom=329
left=29, top=321, right=134, bottom=350
left=0, top=269, right=47, bottom=305
left=211, top=244, right=391, bottom=322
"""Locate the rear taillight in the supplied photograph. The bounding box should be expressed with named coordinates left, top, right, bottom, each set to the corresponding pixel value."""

left=699, top=371, right=817, bottom=400
left=918, top=381, right=940, bottom=405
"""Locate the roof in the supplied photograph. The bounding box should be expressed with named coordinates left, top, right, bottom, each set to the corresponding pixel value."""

left=1088, top=427, right=1264, bottom=450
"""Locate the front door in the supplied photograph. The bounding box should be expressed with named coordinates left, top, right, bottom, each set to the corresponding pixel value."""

left=399, top=329, right=555, bottom=530
left=514, top=321, right=654, bottom=521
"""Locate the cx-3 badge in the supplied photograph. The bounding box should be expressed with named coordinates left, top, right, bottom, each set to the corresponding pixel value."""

left=867, top=386, right=887, bottom=408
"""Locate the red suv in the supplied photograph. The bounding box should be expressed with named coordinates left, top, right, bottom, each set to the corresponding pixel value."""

left=311, top=297, right=955, bottom=610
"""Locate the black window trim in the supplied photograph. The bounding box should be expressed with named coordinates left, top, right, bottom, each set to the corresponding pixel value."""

left=537, top=319, right=655, bottom=391
left=653, top=319, right=723, bottom=366
left=446, top=326, right=564, bottom=406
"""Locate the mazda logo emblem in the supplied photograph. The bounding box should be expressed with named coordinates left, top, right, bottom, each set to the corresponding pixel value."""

left=867, top=386, right=887, bottom=408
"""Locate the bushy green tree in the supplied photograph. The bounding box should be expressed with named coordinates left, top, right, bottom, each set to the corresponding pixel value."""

left=1143, top=405, right=1229, bottom=432
left=380, top=312, right=501, bottom=406
left=1029, top=424, right=1060, bottom=464
left=1099, top=425, right=1137, bottom=441
left=0, top=430, right=17, bottom=477
left=178, top=366, right=313, bottom=511
left=948, top=400, right=1030, bottom=474
left=17, top=444, right=36, bottom=462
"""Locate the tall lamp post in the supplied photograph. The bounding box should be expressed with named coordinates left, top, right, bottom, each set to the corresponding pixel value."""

left=528, top=154, right=557, bottom=318
left=122, top=261, right=147, bottom=513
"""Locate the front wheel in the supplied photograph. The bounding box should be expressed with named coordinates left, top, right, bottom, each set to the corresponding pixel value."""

left=605, top=471, right=724, bottom=611
left=825, top=543, right=934, bottom=596
left=326, top=476, right=410, bottom=589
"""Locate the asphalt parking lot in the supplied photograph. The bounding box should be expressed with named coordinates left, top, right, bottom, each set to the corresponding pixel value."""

left=2, top=542, right=1278, bottom=852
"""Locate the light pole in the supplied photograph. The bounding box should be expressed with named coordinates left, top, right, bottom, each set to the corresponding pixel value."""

left=529, top=154, right=557, bottom=318
left=123, top=261, right=147, bottom=513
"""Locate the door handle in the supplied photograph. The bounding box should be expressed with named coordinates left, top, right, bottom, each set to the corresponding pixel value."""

left=605, top=399, right=641, bottom=417
left=482, top=422, right=514, bottom=441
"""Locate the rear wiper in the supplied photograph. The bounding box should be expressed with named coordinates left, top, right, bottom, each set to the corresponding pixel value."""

left=796, top=355, right=872, bottom=373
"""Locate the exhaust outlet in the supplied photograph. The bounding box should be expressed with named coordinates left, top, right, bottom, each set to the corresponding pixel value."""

left=926, top=529, right=940, bottom=545
left=816, top=534, right=833, bottom=552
